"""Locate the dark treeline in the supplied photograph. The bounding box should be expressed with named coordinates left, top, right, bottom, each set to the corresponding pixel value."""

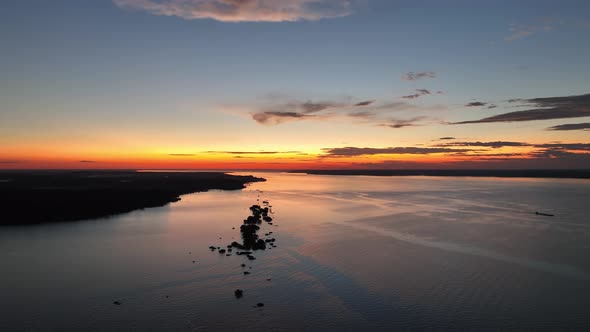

left=0, top=171, right=264, bottom=225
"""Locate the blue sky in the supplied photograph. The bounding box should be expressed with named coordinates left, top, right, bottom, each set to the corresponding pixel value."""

left=1, top=0, right=589, bottom=169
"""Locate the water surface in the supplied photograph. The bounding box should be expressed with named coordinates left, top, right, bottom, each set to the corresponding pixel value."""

left=1, top=173, right=590, bottom=330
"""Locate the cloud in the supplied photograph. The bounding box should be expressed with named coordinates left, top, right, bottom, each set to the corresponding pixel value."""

left=250, top=98, right=426, bottom=125
left=401, top=94, right=421, bottom=100
left=499, top=142, right=590, bottom=160
left=546, top=123, right=590, bottom=131
left=531, top=148, right=590, bottom=159
left=169, top=153, right=196, bottom=156
left=435, top=141, right=529, bottom=148
left=451, top=152, right=526, bottom=158
left=205, top=150, right=301, bottom=154
left=465, top=101, right=487, bottom=107
left=401, top=71, right=436, bottom=81
left=79, top=160, right=98, bottom=163
left=401, top=89, right=431, bottom=99
left=533, top=143, right=590, bottom=151
left=440, top=142, right=590, bottom=160
left=300, top=101, right=338, bottom=113
left=373, top=101, right=421, bottom=112
left=377, top=116, right=428, bottom=129
left=113, top=0, right=352, bottom=22
left=250, top=99, right=347, bottom=124
left=240, top=93, right=446, bottom=128
left=437, top=137, right=456, bottom=140
left=347, top=111, right=375, bottom=118
left=319, top=141, right=589, bottom=162
left=354, top=100, right=375, bottom=106
left=454, top=93, right=590, bottom=124
left=252, top=111, right=311, bottom=124
left=321, top=146, right=472, bottom=157
left=505, top=18, right=554, bottom=42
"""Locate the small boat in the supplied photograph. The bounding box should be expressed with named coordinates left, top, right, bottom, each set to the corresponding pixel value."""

left=535, top=211, right=554, bottom=217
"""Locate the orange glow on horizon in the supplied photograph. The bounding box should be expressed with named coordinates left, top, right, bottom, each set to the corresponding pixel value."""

left=0, top=152, right=555, bottom=170
left=1, top=143, right=586, bottom=170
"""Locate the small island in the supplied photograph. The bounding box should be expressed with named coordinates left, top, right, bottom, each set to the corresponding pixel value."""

left=0, top=171, right=265, bottom=225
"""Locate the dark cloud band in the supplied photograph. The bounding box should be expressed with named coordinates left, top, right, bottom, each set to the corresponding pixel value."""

left=546, top=123, right=590, bottom=131
left=322, top=146, right=472, bottom=157
left=455, top=93, right=590, bottom=124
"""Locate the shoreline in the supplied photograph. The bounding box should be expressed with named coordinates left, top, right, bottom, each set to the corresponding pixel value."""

left=289, top=169, right=590, bottom=179
left=0, top=171, right=265, bottom=225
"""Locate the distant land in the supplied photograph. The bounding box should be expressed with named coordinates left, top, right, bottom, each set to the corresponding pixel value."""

left=291, top=169, right=590, bottom=179
left=0, top=171, right=264, bottom=225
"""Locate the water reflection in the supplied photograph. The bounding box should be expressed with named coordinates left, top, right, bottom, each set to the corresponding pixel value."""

left=1, top=173, right=590, bottom=330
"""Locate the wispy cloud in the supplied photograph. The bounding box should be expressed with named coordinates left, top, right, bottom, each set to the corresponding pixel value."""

left=79, top=160, right=98, bottom=163
left=505, top=18, right=555, bottom=42
left=454, top=93, right=590, bottom=124
left=377, top=116, right=428, bottom=129
left=321, top=146, right=472, bottom=157
left=248, top=97, right=432, bottom=126
left=401, top=71, right=436, bottom=81
left=434, top=142, right=590, bottom=160
left=205, top=150, right=301, bottom=154
left=528, top=142, right=590, bottom=162
left=437, top=137, right=456, bottom=140
left=252, top=111, right=312, bottom=124
left=533, top=143, right=590, bottom=151
left=113, top=0, right=353, bottom=22
left=347, top=110, right=376, bottom=119
left=532, top=150, right=576, bottom=158
left=401, top=89, right=431, bottom=99
left=546, top=123, right=590, bottom=131
left=251, top=99, right=345, bottom=124
left=372, top=102, right=423, bottom=112
left=354, top=100, right=375, bottom=106
left=331, top=142, right=590, bottom=169
left=449, top=152, right=525, bottom=158
left=169, top=153, right=196, bottom=156
left=465, top=101, right=487, bottom=107
left=318, top=140, right=590, bottom=162
left=435, top=141, right=529, bottom=148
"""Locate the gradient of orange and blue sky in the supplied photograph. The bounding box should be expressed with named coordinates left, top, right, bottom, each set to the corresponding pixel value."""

left=1, top=0, right=589, bottom=170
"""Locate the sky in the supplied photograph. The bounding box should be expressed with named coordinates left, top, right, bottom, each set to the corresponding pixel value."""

left=1, top=0, right=589, bottom=170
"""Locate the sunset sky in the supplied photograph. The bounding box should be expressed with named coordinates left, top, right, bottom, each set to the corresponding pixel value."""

left=1, top=0, right=589, bottom=169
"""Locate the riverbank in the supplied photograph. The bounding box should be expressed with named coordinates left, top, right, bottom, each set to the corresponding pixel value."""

left=0, top=171, right=265, bottom=225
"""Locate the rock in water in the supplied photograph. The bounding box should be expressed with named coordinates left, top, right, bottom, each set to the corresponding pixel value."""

left=253, top=239, right=266, bottom=250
